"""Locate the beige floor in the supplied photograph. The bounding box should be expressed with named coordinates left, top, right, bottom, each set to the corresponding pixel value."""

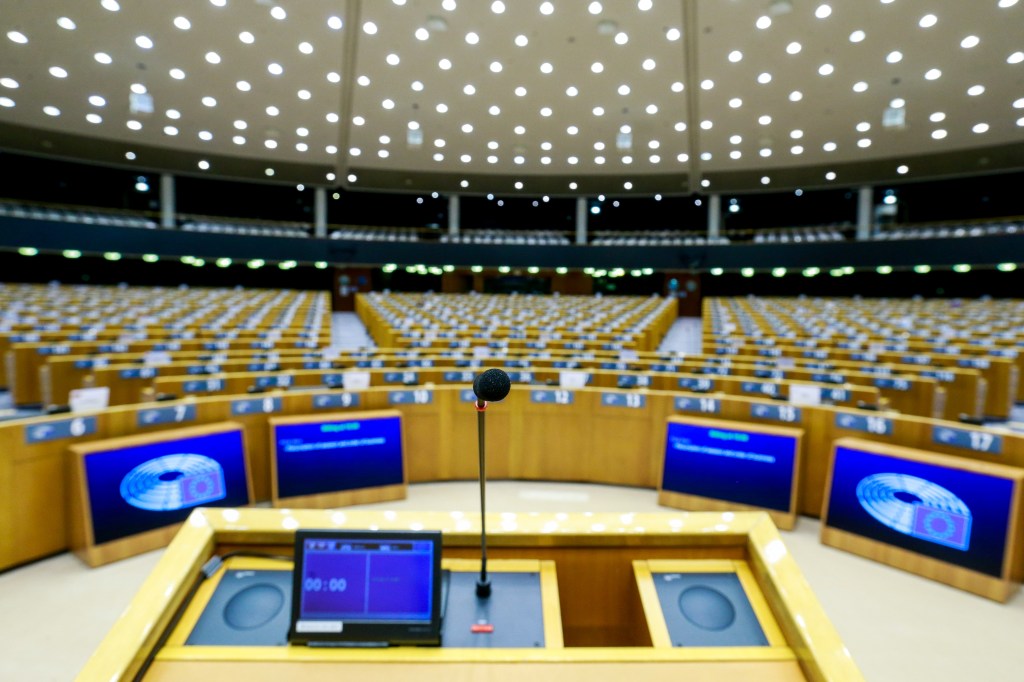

left=2, top=480, right=1022, bottom=681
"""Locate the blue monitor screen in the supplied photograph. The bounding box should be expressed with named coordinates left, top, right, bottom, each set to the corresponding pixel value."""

left=297, top=536, right=435, bottom=624
left=661, top=420, right=798, bottom=512
left=84, top=429, right=250, bottom=545
left=825, top=445, right=1015, bottom=578
left=273, top=416, right=403, bottom=500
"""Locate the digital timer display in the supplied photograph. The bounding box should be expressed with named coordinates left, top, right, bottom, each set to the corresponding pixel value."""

left=298, top=539, right=435, bottom=622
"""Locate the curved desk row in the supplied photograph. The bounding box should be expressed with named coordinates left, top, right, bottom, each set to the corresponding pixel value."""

left=3, top=384, right=1022, bottom=580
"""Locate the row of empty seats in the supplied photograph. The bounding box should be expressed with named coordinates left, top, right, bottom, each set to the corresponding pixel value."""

left=440, top=230, right=570, bottom=245
left=751, top=227, right=846, bottom=243
left=182, top=220, right=310, bottom=238
left=872, top=222, right=1021, bottom=240
left=591, top=232, right=730, bottom=246
left=329, top=227, right=420, bottom=242
left=0, top=201, right=157, bottom=229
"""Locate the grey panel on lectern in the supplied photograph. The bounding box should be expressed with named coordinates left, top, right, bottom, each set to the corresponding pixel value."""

left=441, top=572, right=546, bottom=648
left=186, top=570, right=292, bottom=646
left=651, top=572, right=768, bottom=647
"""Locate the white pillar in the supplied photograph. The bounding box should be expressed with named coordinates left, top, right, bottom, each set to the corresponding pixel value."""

left=707, top=194, right=721, bottom=240
left=856, top=186, right=873, bottom=240
left=314, top=187, right=327, bottom=238
left=448, top=194, right=460, bottom=236
left=160, top=174, right=175, bottom=229
left=575, top=197, right=588, bottom=245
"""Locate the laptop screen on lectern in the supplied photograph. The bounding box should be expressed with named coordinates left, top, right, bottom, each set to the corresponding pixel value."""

left=289, top=529, right=442, bottom=646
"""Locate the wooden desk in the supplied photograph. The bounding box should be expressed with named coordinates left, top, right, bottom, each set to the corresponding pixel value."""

left=77, top=509, right=863, bottom=682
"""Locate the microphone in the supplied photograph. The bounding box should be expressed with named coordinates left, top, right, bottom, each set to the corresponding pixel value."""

left=471, top=368, right=511, bottom=598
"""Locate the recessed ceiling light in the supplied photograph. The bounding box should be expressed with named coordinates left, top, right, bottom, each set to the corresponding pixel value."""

left=205, top=51, right=221, bottom=64
left=857, top=138, right=871, bottom=148
left=492, top=1, right=506, bottom=13
left=615, top=32, right=628, bottom=45
left=439, top=58, right=452, bottom=70
left=436, top=103, right=448, bottom=113
left=592, top=106, right=604, bottom=116
left=49, top=66, right=68, bottom=78
left=972, top=122, right=990, bottom=134
left=233, top=119, right=247, bottom=130
left=924, top=68, right=941, bottom=80
left=514, top=125, right=525, bottom=134
left=674, top=121, right=686, bottom=131
left=515, top=34, right=529, bottom=47
left=566, top=86, right=578, bottom=96
left=299, top=41, right=314, bottom=54
left=758, top=72, right=772, bottom=84
left=7, top=30, right=28, bottom=44
left=823, top=141, right=837, bottom=151
left=540, top=140, right=551, bottom=149
left=818, top=63, right=834, bottom=76
left=1015, top=98, right=1024, bottom=108
left=94, top=52, right=112, bottom=64
left=166, top=109, right=180, bottom=119
left=442, top=0, right=456, bottom=9
left=730, top=150, right=741, bottom=160
left=350, top=147, right=361, bottom=155
left=646, top=104, right=658, bottom=114
left=540, top=2, right=554, bottom=15
left=886, top=50, right=902, bottom=63
left=411, top=80, right=424, bottom=91
left=490, top=61, right=503, bottom=73
left=758, top=114, right=772, bottom=125
left=198, top=130, right=212, bottom=140
left=87, top=94, right=105, bottom=106
left=815, top=4, right=832, bottom=19
left=931, top=129, right=947, bottom=139
left=897, top=164, right=909, bottom=174
left=58, top=17, right=76, bottom=30
left=825, top=171, right=836, bottom=180
left=164, top=125, right=179, bottom=136
left=237, top=80, right=251, bottom=91
left=919, top=13, right=937, bottom=28
left=789, top=90, right=803, bottom=101
left=961, top=35, right=979, bottom=48
left=378, top=149, right=389, bottom=158
left=729, top=97, right=742, bottom=108
left=671, top=81, right=684, bottom=92
left=929, top=111, right=945, bottom=122
left=967, top=84, right=985, bottom=96
left=85, top=113, right=101, bottom=123
left=786, top=41, right=801, bottom=54
left=728, top=50, right=743, bottom=62
left=462, top=84, right=476, bottom=95
left=328, top=16, right=343, bottom=30
left=363, top=21, right=377, bottom=34
left=700, top=79, right=714, bottom=90
left=849, top=30, right=866, bottom=42
left=999, top=0, right=1019, bottom=7
left=589, top=1, right=603, bottom=13
left=266, top=105, right=280, bottom=116
left=415, top=28, right=430, bottom=41
left=353, top=116, right=365, bottom=125
left=43, top=105, right=60, bottom=116
left=856, top=121, right=871, bottom=132
left=169, top=68, right=186, bottom=79
left=298, top=89, right=311, bottom=99
left=127, top=119, right=142, bottom=130
left=618, top=84, right=630, bottom=95
left=641, top=58, right=655, bottom=70
left=760, top=148, right=772, bottom=157
left=666, top=27, right=681, bottom=41
left=202, top=96, right=217, bottom=107
left=592, top=62, right=605, bottom=73
left=567, top=126, right=578, bottom=135
left=101, top=0, right=120, bottom=11
left=756, top=15, right=772, bottom=29
left=239, top=31, right=255, bottom=44
left=540, top=106, right=552, bottom=116
left=700, top=152, right=711, bottom=161
left=489, top=105, right=501, bottom=115
left=271, top=6, right=287, bottom=20
left=515, top=86, right=527, bottom=96
left=232, top=135, right=245, bottom=144
left=135, top=35, right=154, bottom=49
left=1008, top=51, right=1024, bottom=64
left=382, top=98, right=395, bottom=109
left=461, top=123, right=473, bottom=133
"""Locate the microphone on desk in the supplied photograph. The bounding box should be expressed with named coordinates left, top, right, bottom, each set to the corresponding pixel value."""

left=472, top=368, right=511, bottom=599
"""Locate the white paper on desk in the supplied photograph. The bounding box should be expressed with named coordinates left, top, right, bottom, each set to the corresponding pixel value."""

left=472, top=346, right=492, bottom=359
left=341, top=371, right=370, bottom=390
left=144, top=351, right=173, bottom=366
left=789, top=384, right=821, bottom=406
left=69, top=387, right=110, bottom=413
left=559, top=371, right=589, bottom=389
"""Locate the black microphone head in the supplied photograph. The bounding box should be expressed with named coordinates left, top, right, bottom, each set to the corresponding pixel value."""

left=473, top=368, right=511, bottom=402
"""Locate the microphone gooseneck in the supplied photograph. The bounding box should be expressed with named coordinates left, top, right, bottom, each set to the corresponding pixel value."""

left=472, top=368, right=510, bottom=599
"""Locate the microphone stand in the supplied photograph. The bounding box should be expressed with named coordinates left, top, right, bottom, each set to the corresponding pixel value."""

left=475, top=398, right=491, bottom=598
